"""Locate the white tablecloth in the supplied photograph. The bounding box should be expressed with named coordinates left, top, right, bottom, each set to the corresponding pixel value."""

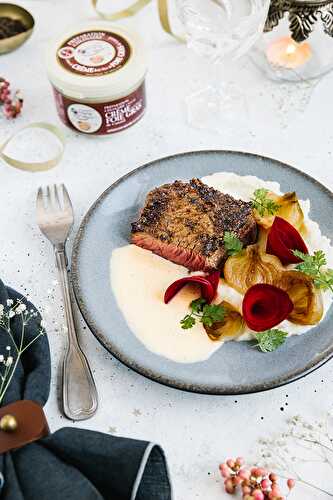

left=1, top=1, right=332, bottom=498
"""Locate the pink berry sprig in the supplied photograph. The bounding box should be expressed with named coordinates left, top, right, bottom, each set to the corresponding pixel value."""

left=219, top=458, right=295, bottom=500
left=0, top=78, right=23, bottom=119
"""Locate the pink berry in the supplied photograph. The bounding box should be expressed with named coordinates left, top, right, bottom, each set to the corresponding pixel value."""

left=271, top=485, right=281, bottom=496
left=234, top=475, right=243, bottom=485
left=224, top=477, right=235, bottom=494
left=253, top=490, right=264, bottom=500
left=226, top=459, right=235, bottom=468
left=269, top=473, right=278, bottom=482
left=261, top=478, right=270, bottom=490
left=287, top=478, right=295, bottom=490
left=242, top=485, right=252, bottom=495
left=239, top=469, right=250, bottom=480
left=236, top=456, right=245, bottom=466
left=252, top=468, right=261, bottom=478
left=220, top=467, right=230, bottom=478
left=257, top=468, right=267, bottom=477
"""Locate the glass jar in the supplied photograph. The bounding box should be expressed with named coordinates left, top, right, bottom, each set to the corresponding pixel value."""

left=250, top=0, right=333, bottom=81
left=46, top=23, right=147, bottom=135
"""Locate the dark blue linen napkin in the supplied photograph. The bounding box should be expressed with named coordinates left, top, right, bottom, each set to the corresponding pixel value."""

left=0, top=280, right=172, bottom=500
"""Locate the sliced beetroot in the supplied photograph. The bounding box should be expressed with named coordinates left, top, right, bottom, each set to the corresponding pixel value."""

left=206, top=271, right=220, bottom=293
left=266, top=216, right=308, bottom=265
left=242, top=283, right=293, bottom=332
left=164, top=271, right=220, bottom=305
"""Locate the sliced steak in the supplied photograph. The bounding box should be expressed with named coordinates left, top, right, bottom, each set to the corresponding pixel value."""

left=131, top=178, right=257, bottom=271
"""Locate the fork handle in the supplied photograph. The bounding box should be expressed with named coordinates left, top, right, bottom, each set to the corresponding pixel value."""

left=55, top=249, right=98, bottom=421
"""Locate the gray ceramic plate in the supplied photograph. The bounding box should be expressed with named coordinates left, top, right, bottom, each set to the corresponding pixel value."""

left=72, top=151, right=333, bottom=394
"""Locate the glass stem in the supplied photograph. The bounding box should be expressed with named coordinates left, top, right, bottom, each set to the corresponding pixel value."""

left=211, top=57, right=237, bottom=93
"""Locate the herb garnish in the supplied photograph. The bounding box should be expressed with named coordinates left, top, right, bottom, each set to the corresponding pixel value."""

left=293, top=250, right=333, bottom=293
left=255, top=329, right=288, bottom=352
left=180, top=298, right=226, bottom=330
left=223, top=231, right=243, bottom=256
left=251, top=188, right=281, bottom=217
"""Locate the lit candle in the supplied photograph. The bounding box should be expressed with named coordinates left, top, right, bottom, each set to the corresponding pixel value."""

left=266, top=36, right=312, bottom=69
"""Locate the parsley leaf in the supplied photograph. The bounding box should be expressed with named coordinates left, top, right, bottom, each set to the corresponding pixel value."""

left=180, top=299, right=225, bottom=330
left=293, top=250, right=333, bottom=293
left=201, top=304, right=226, bottom=327
left=251, top=188, right=281, bottom=217
left=190, top=298, right=207, bottom=314
left=255, top=329, right=288, bottom=352
left=223, top=231, right=243, bottom=256
left=180, top=315, right=196, bottom=329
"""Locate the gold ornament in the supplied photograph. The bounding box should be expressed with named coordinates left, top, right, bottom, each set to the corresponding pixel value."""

left=0, top=414, right=18, bottom=432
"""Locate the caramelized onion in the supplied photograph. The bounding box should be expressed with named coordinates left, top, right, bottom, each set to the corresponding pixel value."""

left=254, top=191, right=304, bottom=231
left=242, top=284, right=294, bottom=332
left=224, top=244, right=283, bottom=294
left=266, top=216, right=308, bottom=265
left=257, top=227, right=269, bottom=251
left=276, top=271, right=323, bottom=325
left=204, top=301, right=244, bottom=341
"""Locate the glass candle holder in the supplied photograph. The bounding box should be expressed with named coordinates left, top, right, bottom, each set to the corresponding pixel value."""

left=250, top=0, right=333, bottom=81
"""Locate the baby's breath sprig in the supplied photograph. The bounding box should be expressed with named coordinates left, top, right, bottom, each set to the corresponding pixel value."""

left=0, top=298, right=45, bottom=405
left=254, top=411, right=333, bottom=498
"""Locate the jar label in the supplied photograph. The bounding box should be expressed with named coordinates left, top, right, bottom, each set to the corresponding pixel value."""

left=53, top=82, right=146, bottom=135
left=57, top=30, right=131, bottom=76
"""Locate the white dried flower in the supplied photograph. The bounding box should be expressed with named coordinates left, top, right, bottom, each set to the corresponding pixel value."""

left=6, top=299, right=13, bottom=307
left=8, top=310, right=15, bottom=318
left=5, top=356, right=13, bottom=367
left=15, top=304, right=26, bottom=314
left=6, top=346, right=10, bottom=351
left=0, top=304, right=4, bottom=317
left=40, top=320, right=47, bottom=328
left=0, top=355, right=4, bottom=362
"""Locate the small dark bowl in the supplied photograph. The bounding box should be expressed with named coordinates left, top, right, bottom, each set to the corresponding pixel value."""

left=0, top=3, right=34, bottom=55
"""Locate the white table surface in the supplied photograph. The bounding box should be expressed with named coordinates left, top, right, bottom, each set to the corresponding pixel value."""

left=1, top=1, right=333, bottom=498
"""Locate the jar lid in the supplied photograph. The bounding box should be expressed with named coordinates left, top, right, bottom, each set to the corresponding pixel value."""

left=46, top=23, right=147, bottom=101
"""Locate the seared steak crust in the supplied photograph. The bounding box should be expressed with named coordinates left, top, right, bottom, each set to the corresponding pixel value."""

left=131, top=179, right=257, bottom=271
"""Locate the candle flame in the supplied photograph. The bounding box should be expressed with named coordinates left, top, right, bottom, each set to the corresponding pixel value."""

left=286, top=43, right=297, bottom=56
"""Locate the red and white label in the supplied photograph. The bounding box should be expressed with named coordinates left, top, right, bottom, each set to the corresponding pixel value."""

left=57, top=30, right=131, bottom=77
left=53, top=82, right=146, bottom=135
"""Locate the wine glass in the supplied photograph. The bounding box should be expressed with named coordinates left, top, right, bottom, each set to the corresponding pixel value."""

left=177, top=0, right=271, bottom=132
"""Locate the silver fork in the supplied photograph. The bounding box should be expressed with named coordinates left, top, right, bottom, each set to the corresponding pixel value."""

left=36, top=184, right=98, bottom=421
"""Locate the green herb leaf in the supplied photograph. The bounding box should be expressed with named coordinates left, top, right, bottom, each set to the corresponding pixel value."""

left=251, top=188, right=281, bottom=217
left=190, top=298, right=206, bottom=314
left=293, top=250, right=333, bottom=293
left=255, top=329, right=288, bottom=352
left=202, top=304, right=226, bottom=326
left=180, top=300, right=226, bottom=330
left=180, top=315, right=196, bottom=330
left=223, top=231, right=243, bottom=256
